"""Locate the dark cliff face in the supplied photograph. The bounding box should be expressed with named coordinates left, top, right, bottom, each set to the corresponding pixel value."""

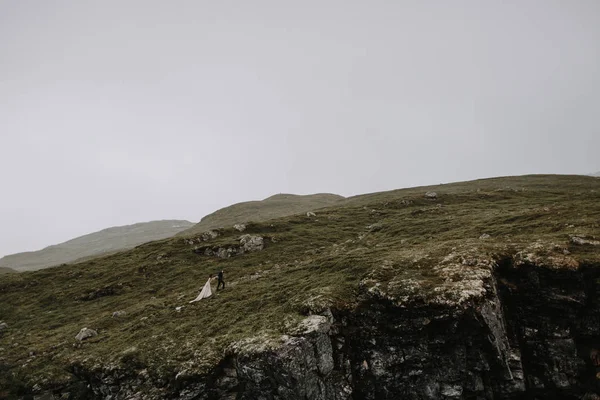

left=334, top=262, right=599, bottom=400
left=57, top=262, right=599, bottom=400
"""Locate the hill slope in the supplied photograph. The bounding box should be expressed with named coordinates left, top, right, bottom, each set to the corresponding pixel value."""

left=180, top=193, right=344, bottom=235
left=0, top=220, right=194, bottom=272
left=0, top=175, right=599, bottom=399
left=0, top=266, right=16, bottom=274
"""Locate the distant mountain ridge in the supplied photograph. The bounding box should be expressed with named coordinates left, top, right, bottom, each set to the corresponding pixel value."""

left=180, top=193, right=344, bottom=236
left=0, top=220, right=194, bottom=272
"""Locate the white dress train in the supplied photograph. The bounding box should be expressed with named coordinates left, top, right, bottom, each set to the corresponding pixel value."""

left=189, top=278, right=212, bottom=303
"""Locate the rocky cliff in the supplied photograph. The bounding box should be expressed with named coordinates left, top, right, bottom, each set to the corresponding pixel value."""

left=0, top=175, right=598, bottom=399
left=47, top=258, right=600, bottom=400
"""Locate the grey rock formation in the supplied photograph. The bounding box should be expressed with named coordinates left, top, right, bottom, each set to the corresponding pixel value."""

left=239, top=235, right=264, bottom=252
left=571, top=235, right=600, bottom=246
left=112, top=310, right=127, bottom=318
left=200, top=230, right=220, bottom=241
left=425, top=191, right=438, bottom=199
left=216, top=247, right=231, bottom=259
left=367, top=223, right=383, bottom=232
left=233, top=224, right=247, bottom=232
left=75, top=328, right=98, bottom=341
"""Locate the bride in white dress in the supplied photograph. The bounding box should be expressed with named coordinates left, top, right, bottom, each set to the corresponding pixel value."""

left=189, top=275, right=214, bottom=303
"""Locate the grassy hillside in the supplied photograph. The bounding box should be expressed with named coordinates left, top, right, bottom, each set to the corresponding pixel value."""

left=0, top=220, right=194, bottom=272
left=0, top=266, right=16, bottom=274
left=180, top=193, right=344, bottom=235
left=0, top=175, right=599, bottom=394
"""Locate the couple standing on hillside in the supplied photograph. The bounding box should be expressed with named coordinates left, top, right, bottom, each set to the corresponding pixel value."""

left=189, top=270, right=225, bottom=303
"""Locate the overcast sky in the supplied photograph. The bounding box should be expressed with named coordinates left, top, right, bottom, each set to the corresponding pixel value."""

left=1, top=1, right=599, bottom=257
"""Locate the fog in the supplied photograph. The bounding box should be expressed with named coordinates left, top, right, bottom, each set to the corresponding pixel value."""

left=1, top=0, right=599, bottom=257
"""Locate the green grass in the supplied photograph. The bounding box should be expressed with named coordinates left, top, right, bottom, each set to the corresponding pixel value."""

left=0, top=267, right=16, bottom=275
left=0, top=175, right=599, bottom=393
left=180, top=193, right=344, bottom=235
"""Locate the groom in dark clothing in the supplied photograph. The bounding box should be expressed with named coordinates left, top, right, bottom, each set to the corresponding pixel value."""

left=217, top=270, right=225, bottom=290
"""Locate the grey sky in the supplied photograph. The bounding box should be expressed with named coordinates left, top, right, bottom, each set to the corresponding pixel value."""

left=1, top=1, right=599, bottom=257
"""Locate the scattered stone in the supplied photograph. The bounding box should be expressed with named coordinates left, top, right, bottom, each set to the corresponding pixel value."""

left=233, top=224, right=246, bottom=232
left=200, top=230, right=219, bottom=241
left=0, top=321, right=7, bottom=336
left=216, top=247, right=231, bottom=259
left=479, top=233, right=491, bottom=240
left=361, top=360, right=369, bottom=371
left=239, top=235, right=264, bottom=252
left=367, top=223, right=383, bottom=232
left=425, top=191, right=438, bottom=199
left=306, top=211, right=316, bottom=217
left=112, top=310, right=127, bottom=318
left=570, top=236, right=600, bottom=246
left=75, top=328, right=97, bottom=341
left=175, top=306, right=184, bottom=312
left=441, top=384, right=463, bottom=398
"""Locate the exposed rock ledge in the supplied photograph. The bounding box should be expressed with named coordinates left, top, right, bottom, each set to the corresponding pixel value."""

left=43, top=260, right=600, bottom=399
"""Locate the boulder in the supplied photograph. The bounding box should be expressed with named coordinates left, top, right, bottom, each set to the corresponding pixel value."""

left=367, top=223, right=383, bottom=232
left=75, top=328, right=98, bottom=341
left=216, top=247, right=232, bottom=259
left=239, top=235, right=264, bottom=252
left=200, top=230, right=219, bottom=241
left=570, top=236, right=600, bottom=246
left=0, top=321, right=7, bottom=336
left=233, top=224, right=247, bottom=232
left=479, top=233, right=491, bottom=240
left=112, top=310, right=127, bottom=318
left=425, top=191, right=438, bottom=199
left=306, top=212, right=316, bottom=217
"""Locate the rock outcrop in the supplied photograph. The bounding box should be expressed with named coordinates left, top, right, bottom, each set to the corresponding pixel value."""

left=571, top=236, right=600, bottom=246
left=192, top=235, right=265, bottom=259
left=0, top=321, right=7, bottom=336
left=51, top=260, right=599, bottom=399
left=112, top=310, right=127, bottom=318
left=239, top=235, right=264, bottom=252
left=233, top=224, right=247, bottom=232
left=75, top=328, right=98, bottom=341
